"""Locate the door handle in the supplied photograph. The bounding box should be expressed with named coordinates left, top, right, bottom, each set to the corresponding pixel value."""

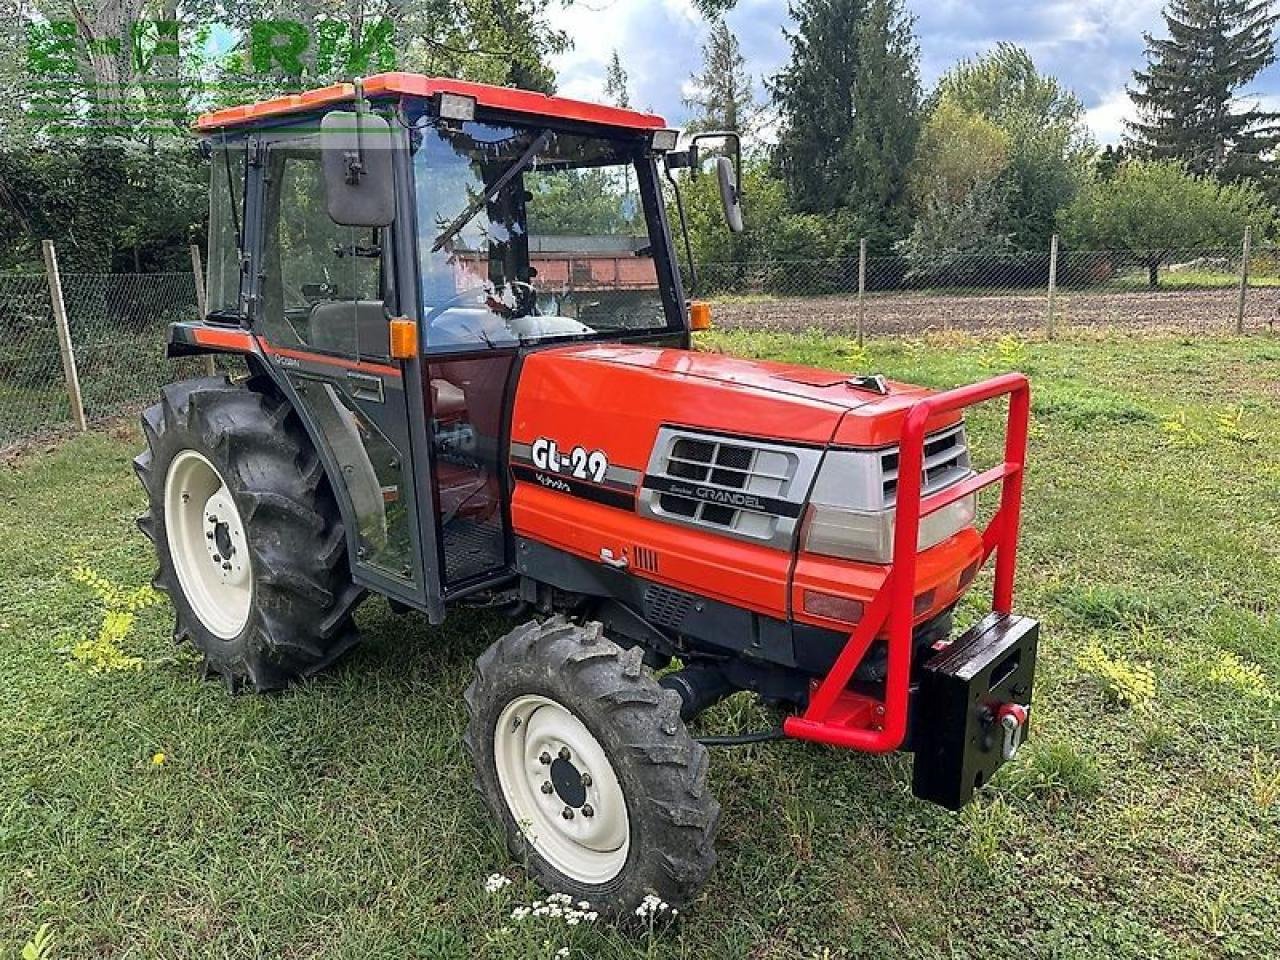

left=346, top=371, right=385, bottom=404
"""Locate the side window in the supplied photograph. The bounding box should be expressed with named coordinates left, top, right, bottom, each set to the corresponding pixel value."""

left=262, top=142, right=389, bottom=359
left=206, top=145, right=246, bottom=317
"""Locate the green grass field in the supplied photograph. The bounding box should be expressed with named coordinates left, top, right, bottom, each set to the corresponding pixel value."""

left=2, top=330, right=1279, bottom=959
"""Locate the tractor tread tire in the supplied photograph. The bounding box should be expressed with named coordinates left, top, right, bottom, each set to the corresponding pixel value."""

left=136, top=374, right=365, bottom=692
left=463, top=616, right=720, bottom=916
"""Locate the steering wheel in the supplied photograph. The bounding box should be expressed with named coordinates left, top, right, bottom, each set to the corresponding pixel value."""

left=425, top=283, right=491, bottom=324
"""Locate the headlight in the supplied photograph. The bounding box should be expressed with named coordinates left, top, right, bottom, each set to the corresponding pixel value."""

left=802, top=446, right=976, bottom=564
left=804, top=496, right=977, bottom=564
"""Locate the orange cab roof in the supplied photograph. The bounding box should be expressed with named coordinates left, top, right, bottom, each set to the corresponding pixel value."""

left=195, top=72, right=668, bottom=133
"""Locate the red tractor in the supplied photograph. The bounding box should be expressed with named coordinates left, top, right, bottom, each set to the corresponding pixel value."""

left=137, top=73, right=1037, bottom=914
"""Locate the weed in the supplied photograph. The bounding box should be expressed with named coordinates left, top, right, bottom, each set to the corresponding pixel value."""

left=61, top=566, right=161, bottom=673
left=1161, top=409, right=1207, bottom=449
left=21, top=924, right=56, bottom=960
left=1216, top=407, right=1260, bottom=444
left=1248, top=750, right=1280, bottom=811
left=1076, top=643, right=1157, bottom=708
left=983, top=334, right=1028, bottom=371
left=1203, top=650, right=1274, bottom=701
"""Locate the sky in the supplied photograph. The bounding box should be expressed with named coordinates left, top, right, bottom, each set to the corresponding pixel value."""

left=545, top=0, right=1280, bottom=145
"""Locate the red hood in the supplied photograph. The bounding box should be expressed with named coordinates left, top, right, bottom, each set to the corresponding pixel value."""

left=547, top=345, right=960, bottom=447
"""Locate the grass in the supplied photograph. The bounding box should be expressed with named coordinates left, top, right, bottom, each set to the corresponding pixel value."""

left=3, top=329, right=1280, bottom=958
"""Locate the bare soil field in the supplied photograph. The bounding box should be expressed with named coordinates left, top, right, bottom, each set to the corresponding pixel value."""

left=713, top=286, right=1280, bottom=335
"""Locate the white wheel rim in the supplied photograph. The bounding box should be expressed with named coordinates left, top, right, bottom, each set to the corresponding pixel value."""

left=494, top=694, right=631, bottom=885
left=164, top=450, right=252, bottom=640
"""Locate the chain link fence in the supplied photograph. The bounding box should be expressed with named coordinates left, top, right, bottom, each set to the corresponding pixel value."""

left=700, top=240, right=1279, bottom=339
left=2, top=236, right=1279, bottom=451
left=0, top=269, right=209, bottom=450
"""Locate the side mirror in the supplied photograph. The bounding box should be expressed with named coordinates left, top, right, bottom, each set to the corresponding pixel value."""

left=321, top=110, right=395, bottom=227
left=716, top=155, right=744, bottom=234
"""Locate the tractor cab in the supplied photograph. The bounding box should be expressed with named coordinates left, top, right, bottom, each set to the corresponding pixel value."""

left=188, top=75, right=709, bottom=618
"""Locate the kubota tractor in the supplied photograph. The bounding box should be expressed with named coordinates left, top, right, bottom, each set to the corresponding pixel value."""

left=136, top=73, right=1038, bottom=915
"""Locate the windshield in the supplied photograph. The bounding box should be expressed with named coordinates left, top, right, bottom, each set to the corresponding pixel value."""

left=411, top=119, right=677, bottom=349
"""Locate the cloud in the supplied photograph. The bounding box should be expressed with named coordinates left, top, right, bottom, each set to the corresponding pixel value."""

left=546, top=0, right=1280, bottom=145
left=1087, top=89, right=1138, bottom=145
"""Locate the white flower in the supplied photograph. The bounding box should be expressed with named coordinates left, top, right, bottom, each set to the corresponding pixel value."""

left=556, top=949, right=570, bottom=959
left=484, top=873, right=512, bottom=894
left=634, top=894, right=672, bottom=920
left=577, top=901, right=590, bottom=910
left=511, top=906, right=531, bottom=920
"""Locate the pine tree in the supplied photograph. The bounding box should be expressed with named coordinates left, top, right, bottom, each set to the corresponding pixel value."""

left=769, top=0, right=921, bottom=247
left=1128, top=0, right=1280, bottom=180
left=683, top=20, right=757, bottom=134
left=604, top=50, right=631, bottom=109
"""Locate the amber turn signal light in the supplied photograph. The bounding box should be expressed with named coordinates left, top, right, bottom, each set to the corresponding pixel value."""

left=389, top=317, right=418, bottom=359
left=689, top=301, right=713, bottom=331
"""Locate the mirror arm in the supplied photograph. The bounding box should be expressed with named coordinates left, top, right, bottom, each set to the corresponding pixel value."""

left=664, top=165, right=698, bottom=297
left=689, top=131, right=743, bottom=197
left=345, top=78, right=368, bottom=185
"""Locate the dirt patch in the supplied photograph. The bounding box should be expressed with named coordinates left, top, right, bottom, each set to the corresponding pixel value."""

left=712, top=287, right=1280, bottom=336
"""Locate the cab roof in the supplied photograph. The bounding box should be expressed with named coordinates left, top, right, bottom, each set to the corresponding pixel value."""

left=194, top=72, right=668, bottom=133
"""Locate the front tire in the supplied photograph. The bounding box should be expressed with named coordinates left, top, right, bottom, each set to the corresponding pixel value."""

left=463, top=617, right=720, bottom=916
left=135, top=375, right=365, bottom=691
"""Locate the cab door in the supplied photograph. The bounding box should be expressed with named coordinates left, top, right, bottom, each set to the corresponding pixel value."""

left=253, top=124, right=434, bottom=610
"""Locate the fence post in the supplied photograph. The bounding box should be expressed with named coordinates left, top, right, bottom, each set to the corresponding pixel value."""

left=1237, top=225, right=1252, bottom=334
left=1046, top=233, right=1059, bottom=340
left=857, top=237, right=867, bottom=347
left=190, top=243, right=216, bottom=376
left=41, top=240, right=87, bottom=432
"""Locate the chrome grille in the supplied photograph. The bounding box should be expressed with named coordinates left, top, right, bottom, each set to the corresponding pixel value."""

left=640, top=428, right=823, bottom=548
left=881, top=424, right=970, bottom=501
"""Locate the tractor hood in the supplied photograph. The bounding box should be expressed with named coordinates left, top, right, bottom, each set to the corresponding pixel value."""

left=509, top=344, right=963, bottom=474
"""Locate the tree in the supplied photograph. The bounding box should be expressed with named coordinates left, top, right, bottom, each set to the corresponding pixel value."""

left=1095, top=144, right=1130, bottom=180
left=683, top=20, right=756, bottom=134
left=1128, top=0, right=1280, bottom=182
left=2, top=0, right=568, bottom=270
left=769, top=0, right=921, bottom=250
left=1058, top=159, right=1275, bottom=286
left=933, top=44, right=1093, bottom=250
left=604, top=49, right=631, bottom=109
left=898, top=97, right=1014, bottom=280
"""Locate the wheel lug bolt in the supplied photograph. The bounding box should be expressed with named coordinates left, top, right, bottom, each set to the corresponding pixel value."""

left=540, top=781, right=554, bottom=795
left=222, top=562, right=232, bottom=571
left=562, top=807, right=574, bottom=820
left=582, top=804, right=594, bottom=818
left=580, top=773, right=592, bottom=787
left=206, top=531, right=214, bottom=540
left=207, top=515, right=217, bottom=523
left=558, top=747, right=571, bottom=761
left=212, top=555, right=221, bottom=563
left=539, top=752, right=551, bottom=765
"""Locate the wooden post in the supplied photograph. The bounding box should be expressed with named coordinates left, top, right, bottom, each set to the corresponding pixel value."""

left=1237, top=225, right=1252, bottom=334
left=190, top=244, right=216, bottom=376
left=41, top=240, right=87, bottom=432
left=1046, top=234, right=1059, bottom=340
left=857, top=237, right=868, bottom=347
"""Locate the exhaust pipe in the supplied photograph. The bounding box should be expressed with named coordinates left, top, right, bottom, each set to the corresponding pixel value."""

left=660, top=662, right=736, bottom=721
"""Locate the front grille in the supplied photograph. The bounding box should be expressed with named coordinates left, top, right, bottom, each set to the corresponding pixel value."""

left=881, top=424, right=970, bottom=501
left=651, top=433, right=801, bottom=542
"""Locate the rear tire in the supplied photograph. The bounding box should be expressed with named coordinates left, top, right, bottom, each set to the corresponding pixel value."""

left=135, top=375, right=365, bottom=692
left=463, top=617, right=720, bottom=916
